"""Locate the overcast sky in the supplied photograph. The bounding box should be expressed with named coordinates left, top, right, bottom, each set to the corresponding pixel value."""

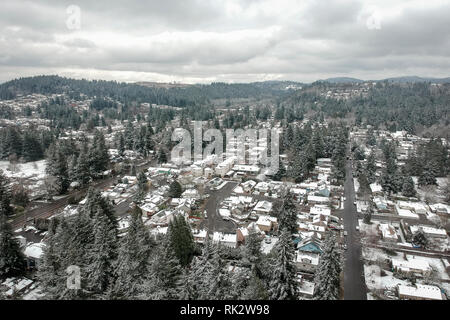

left=1, top=0, right=449, bottom=84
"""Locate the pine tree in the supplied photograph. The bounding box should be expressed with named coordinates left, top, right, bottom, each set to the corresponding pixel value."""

left=157, top=148, right=167, bottom=164
left=365, top=152, right=377, bottom=184
left=168, top=215, right=196, bottom=267
left=243, top=232, right=263, bottom=275
left=135, top=171, right=148, bottom=202
left=85, top=208, right=118, bottom=295
left=0, top=170, right=13, bottom=217
left=402, top=176, right=416, bottom=197
left=412, top=228, right=428, bottom=249
left=268, top=229, right=298, bottom=300
left=168, top=180, right=182, bottom=198
left=0, top=213, right=25, bottom=279
left=242, top=272, right=269, bottom=300
left=110, top=206, right=154, bottom=299
left=145, top=235, right=182, bottom=299
left=277, top=192, right=298, bottom=235
left=75, top=148, right=91, bottom=186
left=418, top=163, right=438, bottom=187
left=313, top=233, right=342, bottom=300
left=38, top=219, right=65, bottom=299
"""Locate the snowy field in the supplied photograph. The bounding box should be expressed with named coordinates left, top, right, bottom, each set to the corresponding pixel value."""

left=0, top=160, right=47, bottom=180
left=0, top=160, right=47, bottom=197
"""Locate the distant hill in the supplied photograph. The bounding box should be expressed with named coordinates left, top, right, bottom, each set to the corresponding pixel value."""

left=382, top=76, right=450, bottom=83
left=135, top=81, right=193, bottom=89
left=321, top=77, right=364, bottom=83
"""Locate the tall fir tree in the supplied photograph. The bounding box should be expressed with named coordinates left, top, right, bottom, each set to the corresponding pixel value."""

left=268, top=229, right=298, bottom=300
left=313, top=233, right=342, bottom=300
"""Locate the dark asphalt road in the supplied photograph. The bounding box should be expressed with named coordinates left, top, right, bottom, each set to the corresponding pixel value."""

left=201, top=181, right=238, bottom=233
left=343, top=159, right=367, bottom=300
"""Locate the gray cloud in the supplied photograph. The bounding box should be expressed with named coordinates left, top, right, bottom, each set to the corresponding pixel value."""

left=0, top=0, right=449, bottom=83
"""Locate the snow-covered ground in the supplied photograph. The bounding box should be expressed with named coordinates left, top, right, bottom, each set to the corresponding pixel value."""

left=0, top=160, right=47, bottom=180
left=0, top=160, right=47, bottom=197
left=364, top=264, right=410, bottom=292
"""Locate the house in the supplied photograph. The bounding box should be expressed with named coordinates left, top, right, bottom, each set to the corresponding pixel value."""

left=410, top=225, right=448, bottom=239
left=182, top=188, right=201, bottom=200
left=307, top=195, right=330, bottom=205
left=256, top=215, right=278, bottom=233
left=212, top=232, right=237, bottom=248
left=309, top=205, right=331, bottom=217
left=392, top=258, right=431, bottom=275
left=236, top=228, right=249, bottom=244
left=23, top=242, right=46, bottom=270
left=241, top=180, right=257, bottom=192
left=254, top=181, right=270, bottom=194
left=232, top=164, right=260, bottom=175
left=139, top=202, right=159, bottom=216
left=379, top=223, right=398, bottom=242
left=192, top=229, right=208, bottom=244
left=253, top=201, right=273, bottom=215
left=297, top=236, right=323, bottom=254
left=398, top=284, right=443, bottom=300
left=295, top=252, right=319, bottom=273
left=370, top=183, right=383, bottom=195
left=317, top=158, right=332, bottom=167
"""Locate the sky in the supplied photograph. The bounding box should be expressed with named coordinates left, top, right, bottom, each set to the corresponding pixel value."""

left=0, top=0, right=449, bottom=84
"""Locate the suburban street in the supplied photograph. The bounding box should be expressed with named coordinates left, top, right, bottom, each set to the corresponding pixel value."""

left=343, top=157, right=367, bottom=300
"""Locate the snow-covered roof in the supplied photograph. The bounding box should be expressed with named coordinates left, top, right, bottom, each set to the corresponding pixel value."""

left=392, top=258, right=431, bottom=272
left=23, top=242, right=45, bottom=260
left=398, top=284, right=443, bottom=300
left=370, top=183, right=383, bottom=193
left=379, top=223, right=398, bottom=240
left=410, top=225, right=447, bottom=237
left=309, top=205, right=331, bottom=216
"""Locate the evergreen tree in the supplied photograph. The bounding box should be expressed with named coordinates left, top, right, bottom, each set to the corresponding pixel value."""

left=85, top=208, right=118, bottom=295
left=313, top=233, right=342, bottom=300
left=135, top=171, right=148, bottom=202
left=268, top=230, right=298, bottom=300
left=0, top=170, right=13, bottom=217
left=242, top=272, right=269, bottom=300
left=168, top=215, right=195, bottom=267
left=418, top=163, right=438, bottom=187
left=402, top=176, right=416, bottom=197
left=75, top=148, right=91, bottom=186
left=110, top=206, right=154, bottom=299
left=412, top=228, right=428, bottom=249
left=168, top=180, right=183, bottom=198
left=145, top=235, right=182, bottom=299
left=157, top=148, right=167, bottom=164
left=365, top=152, right=376, bottom=184
left=277, top=192, right=298, bottom=235
left=0, top=213, right=25, bottom=278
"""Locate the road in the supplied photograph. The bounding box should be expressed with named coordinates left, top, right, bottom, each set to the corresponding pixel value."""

left=343, top=157, right=368, bottom=300
left=201, top=181, right=238, bottom=233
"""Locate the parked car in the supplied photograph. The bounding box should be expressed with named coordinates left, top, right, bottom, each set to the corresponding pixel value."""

left=356, top=226, right=360, bottom=231
left=344, top=231, right=348, bottom=236
left=343, top=244, right=347, bottom=250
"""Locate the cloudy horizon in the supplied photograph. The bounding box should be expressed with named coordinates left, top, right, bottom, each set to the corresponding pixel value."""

left=1, top=0, right=450, bottom=84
